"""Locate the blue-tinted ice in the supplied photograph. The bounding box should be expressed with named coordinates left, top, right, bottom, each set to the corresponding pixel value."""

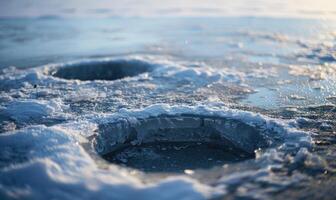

left=0, top=5, right=336, bottom=200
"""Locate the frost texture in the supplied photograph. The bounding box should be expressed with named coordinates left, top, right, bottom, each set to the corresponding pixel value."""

left=95, top=104, right=311, bottom=155
left=0, top=126, right=220, bottom=200
left=0, top=104, right=314, bottom=200
left=1, top=100, right=65, bottom=123
left=0, top=56, right=322, bottom=200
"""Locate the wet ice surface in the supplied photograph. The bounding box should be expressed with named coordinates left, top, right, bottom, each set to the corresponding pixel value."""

left=0, top=16, right=336, bottom=200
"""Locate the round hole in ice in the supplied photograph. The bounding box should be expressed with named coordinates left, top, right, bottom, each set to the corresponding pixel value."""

left=94, top=114, right=270, bottom=173
left=50, top=59, right=154, bottom=81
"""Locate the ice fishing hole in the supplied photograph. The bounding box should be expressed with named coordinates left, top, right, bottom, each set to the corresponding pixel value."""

left=50, top=59, right=154, bottom=81
left=94, top=115, right=271, bottom=173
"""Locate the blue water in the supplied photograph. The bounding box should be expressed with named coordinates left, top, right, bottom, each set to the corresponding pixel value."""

left=0, top=17, right=335, bottom=68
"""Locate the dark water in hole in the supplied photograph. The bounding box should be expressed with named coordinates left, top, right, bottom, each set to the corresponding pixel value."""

left=52, top=60, right=153, bottom=81
left=103, top=141, right=253, bottom=173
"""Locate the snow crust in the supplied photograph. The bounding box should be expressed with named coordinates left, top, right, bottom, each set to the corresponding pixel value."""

left=94, top=104, right=311, bottom=155
left=0, top=103, right=313, bottom=200
left=0, top=56, right=244, bottom=88
left=0, top=56, right=318, bottom=200
left=1, top=99, right=67, bottom=123
left=0, top=125, right=221, bottom=200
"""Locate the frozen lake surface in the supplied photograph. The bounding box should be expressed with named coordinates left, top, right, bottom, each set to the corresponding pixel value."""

left=0, top=2, right=336, bottom=199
